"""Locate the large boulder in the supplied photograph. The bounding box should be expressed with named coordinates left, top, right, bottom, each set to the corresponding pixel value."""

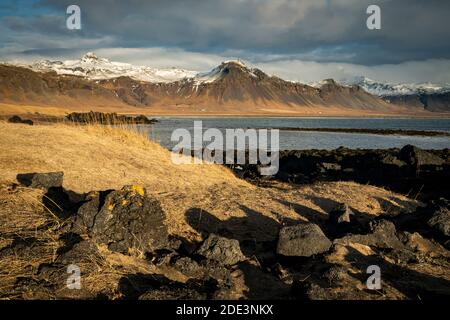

left=16, top=172, right=64, bottom=190
left=276, top=223, right=332, bottom=257
left=428, top=207, right=450, bottom=237
left=196, top=234, right=246, bottom=266
left=74, top=185, right=168, bottom=254
left=399, top=145, right=444, bottom=167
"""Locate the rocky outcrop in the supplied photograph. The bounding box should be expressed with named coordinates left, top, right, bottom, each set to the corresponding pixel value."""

left=233, top=145, right=449, bottom=200
left=66, top=111, right=157, bottom=125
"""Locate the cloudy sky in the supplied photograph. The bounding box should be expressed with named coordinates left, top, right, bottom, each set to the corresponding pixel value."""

left=1, top=0, right=449, bottom=84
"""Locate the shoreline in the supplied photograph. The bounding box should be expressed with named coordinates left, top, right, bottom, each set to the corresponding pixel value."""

left=270, top=127, right=450, bottom=137
left=146, top=113, right=450, bottom=119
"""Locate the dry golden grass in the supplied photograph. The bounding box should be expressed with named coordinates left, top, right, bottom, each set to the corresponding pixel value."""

left=0, top=103, right=69, bottom=116
left=0, top=184, right=61, bottom=298
left=0, top=121, right=420, bottom=242
left=0, top=101, right=442, bottom=118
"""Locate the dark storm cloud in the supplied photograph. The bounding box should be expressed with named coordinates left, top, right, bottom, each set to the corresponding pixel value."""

left=28, top=0, right=450, bottom=65
left=3, top=15, right=65, bottom=34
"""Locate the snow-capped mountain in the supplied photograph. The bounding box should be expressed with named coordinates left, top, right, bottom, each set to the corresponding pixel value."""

left=310, top=79, right=345, bottom=88
left=189, top=60, right=258, bottom=88
left=0, top=56, right=395, bottom=112
left=1, top=53, right=449, bottom=113
left=19, top=53, right=450, bottom=98
left=342, top=76, right=450, bottom=97
left=27, top=52, right=198, bottom=83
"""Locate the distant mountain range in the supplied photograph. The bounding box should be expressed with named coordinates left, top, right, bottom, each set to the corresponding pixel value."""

left=0, top=53, right=448, bottom=115
left=340, top=76, right=450, bottom=97
left=26, top=52, right=197, bottom=83
left=338, top=76, right=450, bottom=112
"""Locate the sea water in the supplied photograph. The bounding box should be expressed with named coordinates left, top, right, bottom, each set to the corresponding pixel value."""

left=146, top=117, right=450, bottom=150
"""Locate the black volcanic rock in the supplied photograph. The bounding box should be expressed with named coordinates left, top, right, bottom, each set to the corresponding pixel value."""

left=335, top=220, right=404, bottom=250
left=16, top=172, right=63, bottom=190
left=66, top=111, right=157, bottom=125
left=8, top=115, right=33, bottom=125
left=234, top=147, right=450, bottom=200
left=196, top=234, right=246, bottom=266
left=74, top=185, right=169, bottom=254
left=399, top=145, right=445, bottom=167
left=276, top=223, right=332, bottom=257
left=428, top=206, right=450, bottom=237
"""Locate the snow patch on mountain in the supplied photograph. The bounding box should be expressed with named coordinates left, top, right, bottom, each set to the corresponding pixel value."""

left=10, top=53, right=449, bottom=97
left=188, top=60, right=258, bottom=90
left=342, top=76, right=450, bottom=96
left=27, top=52, right=198, bottom=83
left=309, top=79, right=343, bottom=88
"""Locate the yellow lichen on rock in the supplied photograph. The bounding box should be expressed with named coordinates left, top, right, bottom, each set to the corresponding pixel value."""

left=131, top=185, right=145, bottom=197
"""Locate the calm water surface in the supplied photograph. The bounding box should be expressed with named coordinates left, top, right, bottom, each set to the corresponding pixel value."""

left=145, top=117, right=450, bottom=150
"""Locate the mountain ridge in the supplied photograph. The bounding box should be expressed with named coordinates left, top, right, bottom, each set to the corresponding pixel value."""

left=340, top=76, right=450, bottom=112
left=342, top=76, right=450, bottom=97
left=0, top=53, right=447, bottom=115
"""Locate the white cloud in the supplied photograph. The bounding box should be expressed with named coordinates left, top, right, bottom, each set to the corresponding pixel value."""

left=96, top=48, right=450, bottom=85
left=2, top=46, right=450, bottom=85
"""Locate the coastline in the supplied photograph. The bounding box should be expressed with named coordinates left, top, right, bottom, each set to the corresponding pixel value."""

left=270, top=127, right=450, bottom=137
left=145, top=112, right=450, bottom=119
left=2, top=102, right=450, bottom=120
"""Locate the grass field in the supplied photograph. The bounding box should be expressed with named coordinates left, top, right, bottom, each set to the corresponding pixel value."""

left=0, top=121, right=419, bottom=240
